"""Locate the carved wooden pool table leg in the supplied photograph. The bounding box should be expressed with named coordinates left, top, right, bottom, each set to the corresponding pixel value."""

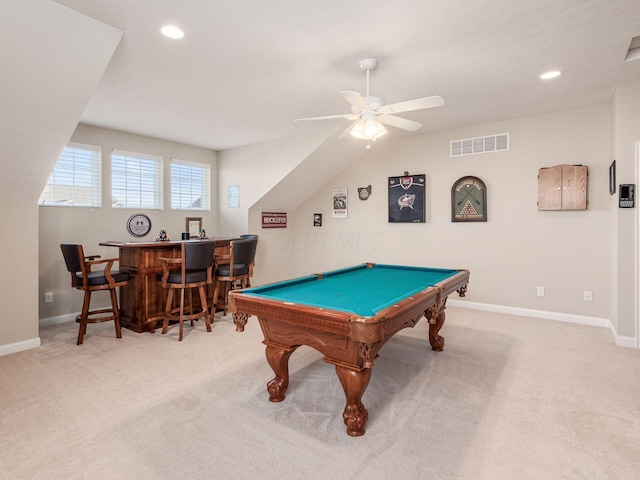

left=232, top=312, right=249, bottom=332
left=265, top=343, right=298, bottom=402
left=336, top=365, right=371, bottom=437
left=427, top=306, right=446, bottom=352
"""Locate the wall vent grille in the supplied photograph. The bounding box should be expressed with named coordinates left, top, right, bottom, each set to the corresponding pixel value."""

left=450, top=133, right=509, bottom=157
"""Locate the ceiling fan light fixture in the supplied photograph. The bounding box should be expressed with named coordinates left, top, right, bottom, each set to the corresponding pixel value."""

left=350, top=118, right=387, bottom=140
left=295, top=59, right=443, bottom=141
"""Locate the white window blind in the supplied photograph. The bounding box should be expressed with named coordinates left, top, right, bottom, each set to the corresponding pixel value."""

left=39, top=142, right=102, bottom=207
left=171, top=159, right=211, bottom=211
left=111, top=150, right=163, bottom=209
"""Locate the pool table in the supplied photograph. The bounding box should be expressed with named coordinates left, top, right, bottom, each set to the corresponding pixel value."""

left=228, top=262, right=470, bottom=437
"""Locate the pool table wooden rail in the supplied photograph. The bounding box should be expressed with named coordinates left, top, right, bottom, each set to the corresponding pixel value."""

left=229, top=267, right=469, bottom=359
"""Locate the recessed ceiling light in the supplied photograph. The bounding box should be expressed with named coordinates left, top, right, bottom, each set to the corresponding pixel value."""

left=540, top=70, right=561, bottom=80
left=161, top=25, right=184, bottom=39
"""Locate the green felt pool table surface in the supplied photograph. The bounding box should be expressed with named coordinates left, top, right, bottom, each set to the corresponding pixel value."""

left=240, top=263, right=460, bottom=317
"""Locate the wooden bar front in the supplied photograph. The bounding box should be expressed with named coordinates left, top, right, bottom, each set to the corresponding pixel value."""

left=100, top=238, right=235, bottom=333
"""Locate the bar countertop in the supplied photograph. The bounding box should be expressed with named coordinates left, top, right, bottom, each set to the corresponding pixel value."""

left=100, top=236, right=237, bottom=248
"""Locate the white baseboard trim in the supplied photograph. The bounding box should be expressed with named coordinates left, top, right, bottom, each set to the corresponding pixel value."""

left=0, top=337, right=41, bottom=357
left=447, top=299, right=610, bottom=327
left=1, top=311, right=98, bottom=356
left=448, top=299, right=637, bottom=349
left=40, top=306, right=112, bottom=328
left=611, top=331, right=637, bottom=349
left=28, top=302, right=640, bottom=351
left=39, top=312, right=78, bottom=328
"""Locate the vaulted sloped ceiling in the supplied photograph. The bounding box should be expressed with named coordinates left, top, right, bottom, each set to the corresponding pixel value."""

left=4, top=1, right=640, bottom=203
left=0, top=0, right=122, bottom=202
left=49, top=0, right=640, bottom=151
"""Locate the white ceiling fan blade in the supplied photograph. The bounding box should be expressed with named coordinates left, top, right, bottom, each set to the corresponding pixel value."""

left=380, top=95, right=444, bottom=114
left=378, top=114, right=423, bottom=132
left=294, top=113, right=357, bottom=122
left=340, top=91, right=369, bottom=111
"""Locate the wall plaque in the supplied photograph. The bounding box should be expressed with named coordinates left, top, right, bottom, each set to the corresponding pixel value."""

left=451, top=176, right=487, bottom=222
left=262, top=212, right=287, bottom=228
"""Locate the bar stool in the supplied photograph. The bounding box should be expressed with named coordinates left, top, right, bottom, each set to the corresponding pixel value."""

left=239, top=234, right=258, bottom=286
left=211, top=238, right=258, bottom=315
left=60, top=243, right=130, bottom=345
left=158, top=241, right=216, bottom=341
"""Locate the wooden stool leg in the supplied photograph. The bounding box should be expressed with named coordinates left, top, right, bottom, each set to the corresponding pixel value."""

left=163, top=289, right=174, bottom=335
left=187, top=289, right=193, bottom=326
left=199, top=285, right=212, bottom=332
left=222, top=281, right=230, bottom=315
left=77, top=291, right=91, bottom=345
left=178, top=288, right=185, bottom=341
left=109, top=288, right=122, bottom=339
left=211, top=280, right=220, bottom=318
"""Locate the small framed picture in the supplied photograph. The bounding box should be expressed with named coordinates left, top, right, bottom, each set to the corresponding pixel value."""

left=186, top=217, right=202, bottom=238
left=227, top=185, right=239, bottom=208
left=332, top=188, right=348, bottom=218
left=313, top=213, right=322, bottom=227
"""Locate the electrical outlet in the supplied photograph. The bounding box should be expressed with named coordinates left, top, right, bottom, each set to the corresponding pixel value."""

left=584, top=290, right=592, bottom=302
left=537, top=286, right=544, bottom=297
left=44, top=292, right=53, bottom=303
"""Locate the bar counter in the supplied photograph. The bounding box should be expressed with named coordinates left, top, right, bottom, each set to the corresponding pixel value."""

left=101, top=238, right=237, bottom=333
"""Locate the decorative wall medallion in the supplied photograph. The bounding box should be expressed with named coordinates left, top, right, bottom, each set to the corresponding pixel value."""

left=127, top=213, right=152, bottom=237
left=358, top=185, right=372, bottom=200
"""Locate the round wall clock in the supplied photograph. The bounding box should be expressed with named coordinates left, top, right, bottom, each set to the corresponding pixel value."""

left=451, top=176, right=487, bottom=222
left=127, top=213, right=152, bottom=237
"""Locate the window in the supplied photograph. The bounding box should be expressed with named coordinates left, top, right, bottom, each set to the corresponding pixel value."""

left=111, top=150, right=163, bottom=209
left=39, top=142, right=102, bottom=207
left=171, top=159, right=211, bottom=211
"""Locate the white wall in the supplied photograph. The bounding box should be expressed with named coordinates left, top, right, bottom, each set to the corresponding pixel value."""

left=218, top=126, right=343, bottom=285
left=286, top=104, right=612, bottom=320
left=33, top=98, right=640, bottom=347
left=217, top=127, right=337, bottom=236
left=0, top=1, right=121, bottom=354
left=611, top=81, right=640, bottom=340
left=0, top=200, right=39, bottom=350
left=38, top=124, right=217, bottom=320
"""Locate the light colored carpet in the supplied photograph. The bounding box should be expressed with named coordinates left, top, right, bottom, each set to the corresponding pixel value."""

left=1, top=307, right=639, bottom=480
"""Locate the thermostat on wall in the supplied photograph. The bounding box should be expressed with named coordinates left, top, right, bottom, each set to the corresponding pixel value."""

left=619, top=184, right=635, bottom=208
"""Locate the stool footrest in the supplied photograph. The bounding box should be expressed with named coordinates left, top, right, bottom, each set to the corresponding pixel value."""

left=165, top=307, right=208, bottom=322
left=75, top=308, right=119, bottom=324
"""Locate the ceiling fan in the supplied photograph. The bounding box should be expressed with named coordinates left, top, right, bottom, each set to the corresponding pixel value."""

left=294, top=58, right=444, bottom=142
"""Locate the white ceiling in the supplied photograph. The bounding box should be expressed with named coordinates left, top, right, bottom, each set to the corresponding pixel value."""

left=33, top=1, right=640, bottom=151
